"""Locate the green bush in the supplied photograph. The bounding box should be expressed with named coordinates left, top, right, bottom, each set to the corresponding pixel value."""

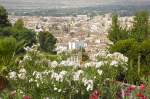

left=0, top=37, right=17, bottom=73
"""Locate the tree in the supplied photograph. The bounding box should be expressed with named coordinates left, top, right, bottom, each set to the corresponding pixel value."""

left=131, top=11, right=149, bottom=42
left=14, top=19, right=24, bottom=29
left=11, top=19, right=36, bottom=47
left=110, top=38, right=139, bottom=59
left=140, top=39, right=150, bottom=66
left=108, top=14, right=128, bottom=43
left=39, top=31, right=57, bottom=54
left=0, top=5, right=11, bottom=28
left=0, top=27, right=12, bottom=37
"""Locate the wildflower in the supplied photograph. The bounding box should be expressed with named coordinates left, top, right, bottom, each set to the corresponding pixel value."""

left=140, top=84, right=145, bottom=91
left=124, top=90, right=131, bottom=96
left=51, top=61, right=58, bottom=68
left=54, top=87, right=57, bottom=91
left=89, top=90, right=100, bottom=99
left=35, top=72, right=42, bottom=79
left=82, top=79, right=93, bottom=91
left=51, top=71, right=66, bottom=82
left=58, top=89, right=61, bottom=92
left=29, top=78, right=34, bottom=83
left=136, top=93, right=144, bottom=97
left=127, top=85, right=136, bottom=91
left=84, top=62, right=92, bottom=68
left=95, top=61, right=104, bottom=68
left=18, top=68, right=27, bottom=80
left=23, top=96, right=31, bottom=99
left=73, top=70, right=84, bottom=81
left=60, top=71, right=67, bottom=76
left=37, top=83, right=39, bottom=87
left=97, top=70, right=103, bottom=75
left=23, top=55, right=32, bottom=61
left=110, top=60, right=118, bottom=67
left=9, top=71, right=17, bottom=79
left=18, top=73, right=26, bottom=80
left=19, top=68, right=26, bottom=74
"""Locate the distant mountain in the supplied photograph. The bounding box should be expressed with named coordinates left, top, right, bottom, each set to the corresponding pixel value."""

left=6, top=4, right=150, bottom=16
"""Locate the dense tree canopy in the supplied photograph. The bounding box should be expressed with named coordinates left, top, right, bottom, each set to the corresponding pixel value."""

left=109, top=11, right=150, bottom=75
left=131, top=11, right=150, bottom=42
left=11, top=19, right=36, bottom=47
left=0, top=5, right=11, bottom=28
left=108, top=14, right=129, bottom=44
left=39, top=31, right=57, bottom=54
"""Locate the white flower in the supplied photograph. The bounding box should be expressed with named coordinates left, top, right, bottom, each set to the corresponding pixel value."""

left=84, top=63, right=91, bottom=68
left=96, top=61, right=104, bottom=68
left=73, top=70, right=84, bottom=81
left=51, top=71, right=65, bottom=82
left=9, top=71, right=17, bottom=79
left=33, top=72, right=42, bottom=79
left=43, top=70, right=49, bottom=75
left=19, top=68, right=26, bottom=73
left=18, top=73, right=26, bottom=80
left=37, top=83, right=39, bottom=87
left=29, top=78, right=34, bottom=83
left=82, top=78, right=93, bottom=91
left=54, top=87, right=57, bottom=91
left=106, top=53, right=113, bottom=58
left=97, top=70, right=103, bottom=75
left=58, top=89, right=62, bottom=92
left=122, top=56, right=128, bottom=63
left=44, top=97, right=50, bottom=99
left=59, top=61, right=66, bottom=66
left=33, top=71, right=37, bottom=76
left=60, top=71, right=67, bottom=76
left=24, top=46, right=31, bottom=51
left=111, top=52, right=128, bottom=63
left=77, top=70, right=84, bottom=74
left=23, top=54, right=32, bottom=61
left=110, top=60, right=118, bottom=67
left=19, top=90, right=23, bottom=94
left=18, top=68, right=27, bottom=80
left=51, top=61, right=58, bottom=68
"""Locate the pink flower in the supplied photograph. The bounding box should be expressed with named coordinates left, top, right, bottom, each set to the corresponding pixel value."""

left=23, top=96, right=31, bottom=99
left=136, top=93, right=147, bottom=99
left=140, top=84, right=145, bottom=91
left=89, top=90, right=100, bottom=99
left=124, top=90, right=131, bottom=96
left=127, top=85, right=136, bottom=91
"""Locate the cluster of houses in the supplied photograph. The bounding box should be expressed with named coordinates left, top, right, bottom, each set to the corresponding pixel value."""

left=9, top=14, right=134, bottom=62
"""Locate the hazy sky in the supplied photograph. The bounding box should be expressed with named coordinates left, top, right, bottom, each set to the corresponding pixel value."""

left=0, top=0, right=150, bottom=9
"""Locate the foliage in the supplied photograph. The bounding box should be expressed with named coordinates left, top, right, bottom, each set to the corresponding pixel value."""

left=0, top=45, right=129, bottom=98
left=131, top=11, right=150, bottom=42
left=110, top=39, right=139, bottom=58
left=0, top=5, right=149, bottom=99
left=39, top=31, right=57, bottom=54
left=140, top=39, right=150, bottom=66
left=0, top=5, right=11, bottom=28
left=13, top=19, right=24, bottom=29
left=0, top=27, right=12, bottom=37
left=108, top=14, right=129, bottom=44
left=11, top=19, right=36, bottom=47
left=0, top=45, right=149, bottom=98
left=0, top=37, right=17, bottom=73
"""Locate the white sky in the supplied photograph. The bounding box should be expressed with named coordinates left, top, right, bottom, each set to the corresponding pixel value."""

left=0, top=0, right=150, bottom=9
